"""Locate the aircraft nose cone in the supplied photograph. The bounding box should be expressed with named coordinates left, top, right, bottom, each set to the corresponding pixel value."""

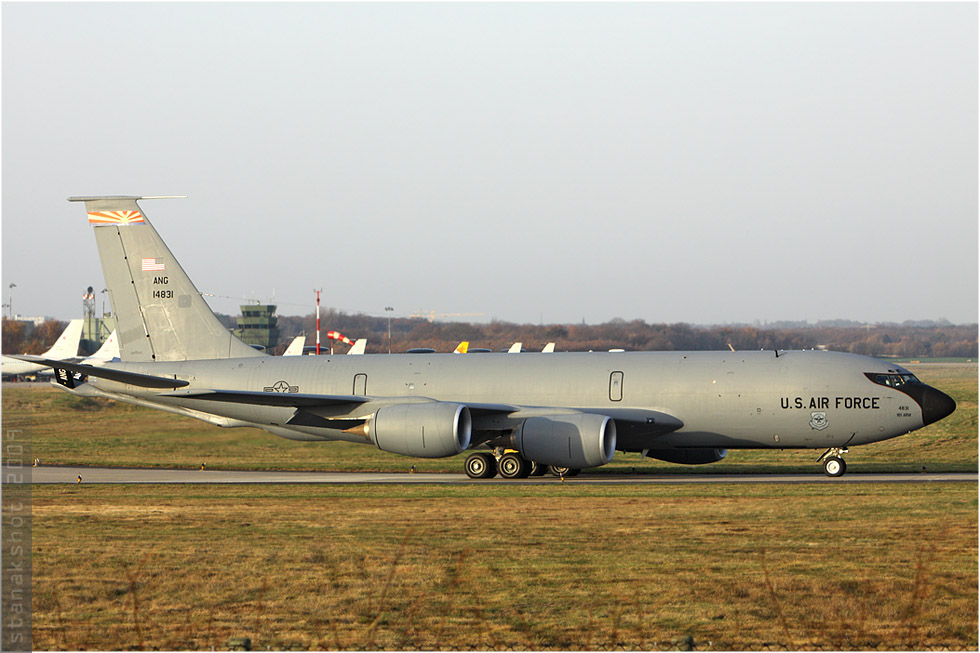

left=920, top=386, right=956, bottom=426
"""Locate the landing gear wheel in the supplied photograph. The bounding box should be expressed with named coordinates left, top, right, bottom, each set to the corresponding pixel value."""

left=548, top=465, right=580, bottom=478
left=498, top=453, right=531, bottom=479
left=464, top=452, right=497, bottom=479
left=529, top=461, right=547, bottom=476
left=823, top=456, right=846, bottom=477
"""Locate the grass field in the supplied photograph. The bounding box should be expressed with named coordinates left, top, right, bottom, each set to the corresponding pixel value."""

left=4, top=363, right=976, bottom=474
left=31, top=483, right=978, bottom=650
left=15, top=364, right=978, bottom=649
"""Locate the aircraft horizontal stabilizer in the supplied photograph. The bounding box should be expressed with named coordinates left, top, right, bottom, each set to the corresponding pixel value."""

left=160, top=389, right=371, bottom=408
left=9, top=356, right=189, bottom=389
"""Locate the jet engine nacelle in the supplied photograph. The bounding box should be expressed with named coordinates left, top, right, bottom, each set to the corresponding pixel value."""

left=369, top=402, right=472, bottom=458
left=516, top=413, right=617, bottom=469
left=645, top=448, right=728, bottom=465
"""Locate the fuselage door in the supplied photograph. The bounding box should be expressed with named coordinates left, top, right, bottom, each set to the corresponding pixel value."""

left=609, top=371, right=624, bottom=402
left=353, top=373, right=367, bottom=396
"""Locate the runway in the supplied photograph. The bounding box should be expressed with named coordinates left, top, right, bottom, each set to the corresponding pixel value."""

left=13, top=464, right=978, bottom=485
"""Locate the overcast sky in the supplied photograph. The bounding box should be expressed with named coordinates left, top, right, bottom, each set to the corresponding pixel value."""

left=3, top=2, right=977, bottom=326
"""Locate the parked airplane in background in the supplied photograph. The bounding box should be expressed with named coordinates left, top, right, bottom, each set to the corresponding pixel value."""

left=283, top=336, right=306, bottom=356
left=2, top=319, right=84, bottom=377
left=284, top=336, right=366, bottom=356
left=79, top=329, right=120, bottom=367
left=17, top=197, right=956, bottom=479
left=347, top=339, right=366, bottom=355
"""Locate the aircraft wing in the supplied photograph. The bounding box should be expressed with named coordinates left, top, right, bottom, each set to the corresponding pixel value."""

left=26, top=347, right=683, bottom=447
left=155, top=391, right=678, bottom=436
left=152, top=387, right=679, bottom=436
left=161, top=389, right=370, bottom=408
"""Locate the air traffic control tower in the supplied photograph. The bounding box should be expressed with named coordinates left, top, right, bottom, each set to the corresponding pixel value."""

left=80, top=285, right=115, bottom=355
left=235, top=304, right=280, bottom=352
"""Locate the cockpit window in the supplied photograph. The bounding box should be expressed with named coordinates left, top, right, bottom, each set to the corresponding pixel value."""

left=865, top=372, right=921, bottom=388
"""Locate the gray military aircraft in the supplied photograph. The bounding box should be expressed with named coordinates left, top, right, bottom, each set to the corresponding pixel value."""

left=16, top=197, right=956, bottom=478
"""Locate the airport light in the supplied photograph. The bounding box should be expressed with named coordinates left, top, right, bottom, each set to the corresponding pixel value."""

left=7, top=283, right=15, bottom=319
left=385, top=306, right=394, bottom=354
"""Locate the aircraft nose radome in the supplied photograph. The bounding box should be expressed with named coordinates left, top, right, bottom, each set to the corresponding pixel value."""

left=921, top=386, right=956, bottom=426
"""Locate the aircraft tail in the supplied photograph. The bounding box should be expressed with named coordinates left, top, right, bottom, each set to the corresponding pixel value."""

left=81, top=329, right=120, bottom=365
left=43, top=319, right=84, bottom=359
left=347, top=339, right=367, bottom=355
left=453, top=341, right=469, bottom=354
left=70, top=197, right=264, bottom=362
left=283, top=335, right=306, bottom=356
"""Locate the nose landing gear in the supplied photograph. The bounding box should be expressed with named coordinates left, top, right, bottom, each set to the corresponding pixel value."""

left=817, top=447, right=849, bottom=477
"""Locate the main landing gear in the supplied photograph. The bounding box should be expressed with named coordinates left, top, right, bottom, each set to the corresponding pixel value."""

left=817, top=447, right=849, bottom=477
left=464, top=449, right=578, bottom=480
left=463, top=452, right=497, bottom=479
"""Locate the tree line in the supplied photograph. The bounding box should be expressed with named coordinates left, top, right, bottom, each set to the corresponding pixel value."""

left=4, top=314, right=976, bottom=359
left=1, top=319, right=72, bottom=356
left=257, top=311, right=979, bottom=358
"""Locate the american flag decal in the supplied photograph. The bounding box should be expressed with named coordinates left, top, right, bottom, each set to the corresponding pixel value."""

left=141, top=258, right=165, bottom=271
left=87, top=210, right=145, bottom=225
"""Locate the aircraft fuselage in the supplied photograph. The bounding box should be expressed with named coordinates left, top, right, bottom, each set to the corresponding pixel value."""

left=77, top=349, right=949, bottom=453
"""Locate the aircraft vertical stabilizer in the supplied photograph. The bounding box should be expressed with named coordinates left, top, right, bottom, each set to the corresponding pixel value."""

left=43, top=319, right=84, bottom=359
left=70, top=196, right=264, bottom=362
left=283, top=335, right=306, bottom=356
left=348, top=339, right=367, bottom=355
left=81, top=329, right=120, bottom=365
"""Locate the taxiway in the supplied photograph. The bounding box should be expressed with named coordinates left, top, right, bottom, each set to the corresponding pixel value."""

left=12, top=465, right=977, bottom=485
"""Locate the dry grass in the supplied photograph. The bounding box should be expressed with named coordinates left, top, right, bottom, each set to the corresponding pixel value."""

left=31, top=483, right=978, bottom=650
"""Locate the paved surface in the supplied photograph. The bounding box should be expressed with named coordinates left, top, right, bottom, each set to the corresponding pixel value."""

left=11, top=465, right=977, bottom=485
